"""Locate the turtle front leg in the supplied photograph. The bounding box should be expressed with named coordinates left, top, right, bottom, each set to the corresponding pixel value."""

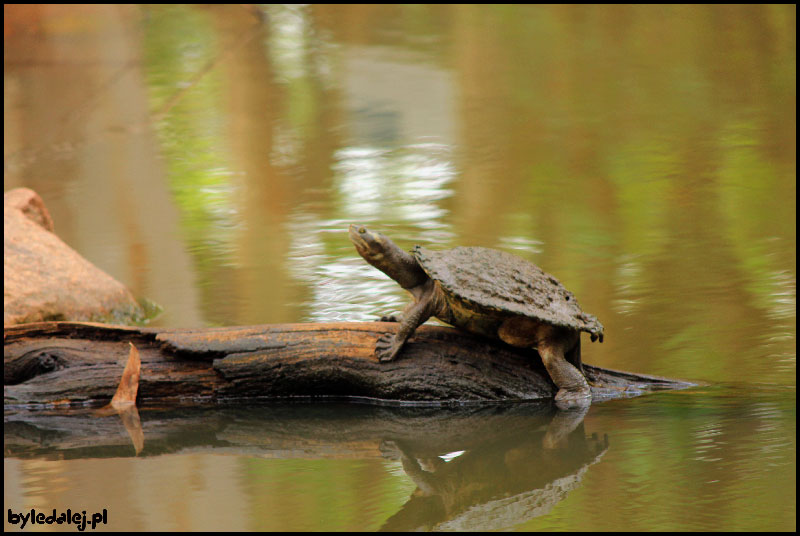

left=376, top=281, right=437, bottom=362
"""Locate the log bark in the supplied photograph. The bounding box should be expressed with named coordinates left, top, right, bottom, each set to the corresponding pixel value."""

left=4, top=321, right=693, bottom=408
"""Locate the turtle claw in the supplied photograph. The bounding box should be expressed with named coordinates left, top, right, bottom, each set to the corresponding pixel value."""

left=376, top=333, right=402, bottom=362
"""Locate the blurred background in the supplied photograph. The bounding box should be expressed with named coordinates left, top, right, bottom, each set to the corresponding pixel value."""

left=4, top=4, right=795, bottom=531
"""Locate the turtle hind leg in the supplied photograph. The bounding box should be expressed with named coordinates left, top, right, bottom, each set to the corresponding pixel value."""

left=537, top=329, right=591, bottom=407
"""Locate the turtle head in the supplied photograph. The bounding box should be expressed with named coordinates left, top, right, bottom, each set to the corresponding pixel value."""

left=349, top=225, right=429, bottom=290
left=349, top=224, right=393, bottom=264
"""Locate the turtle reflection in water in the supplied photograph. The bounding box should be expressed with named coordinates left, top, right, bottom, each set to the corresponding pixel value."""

left=349, top=225, right=604, bottom=405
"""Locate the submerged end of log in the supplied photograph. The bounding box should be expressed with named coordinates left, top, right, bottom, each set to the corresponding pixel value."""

left=4, top=321, right=696, bottom=408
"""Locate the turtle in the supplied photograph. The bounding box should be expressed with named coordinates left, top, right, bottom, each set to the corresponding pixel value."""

left=348, top=224, right=604, bottom=405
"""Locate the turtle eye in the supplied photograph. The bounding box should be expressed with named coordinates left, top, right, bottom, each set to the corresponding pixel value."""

left=359, top=227, right=366, bottom=234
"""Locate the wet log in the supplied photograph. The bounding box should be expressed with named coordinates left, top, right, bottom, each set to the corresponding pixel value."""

left=4, top=321, right=693, bottom=408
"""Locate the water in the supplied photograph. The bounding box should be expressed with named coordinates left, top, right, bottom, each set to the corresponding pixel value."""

left=4, top=4, right=795, bottom=531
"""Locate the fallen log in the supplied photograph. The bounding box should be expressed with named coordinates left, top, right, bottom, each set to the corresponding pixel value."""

left=4, top=321, right=693, bottom=408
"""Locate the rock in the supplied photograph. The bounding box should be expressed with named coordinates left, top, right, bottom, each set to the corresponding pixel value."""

left=4, top=187, right=55, bottom=232
left=3, top=188, right=145, bottom=325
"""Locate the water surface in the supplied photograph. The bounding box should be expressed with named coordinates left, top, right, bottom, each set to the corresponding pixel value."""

left=4, top=4, right=795, bottom=531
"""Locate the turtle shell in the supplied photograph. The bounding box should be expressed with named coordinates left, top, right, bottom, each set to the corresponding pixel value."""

left=413, top=245, right=604, bottom=336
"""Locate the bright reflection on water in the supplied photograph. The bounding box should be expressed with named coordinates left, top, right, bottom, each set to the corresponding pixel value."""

left=333, top=144, right=455, bottom=226
left=3, top=3, right=796, bottom=532
left=296, top=143, right=457, bottom=321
